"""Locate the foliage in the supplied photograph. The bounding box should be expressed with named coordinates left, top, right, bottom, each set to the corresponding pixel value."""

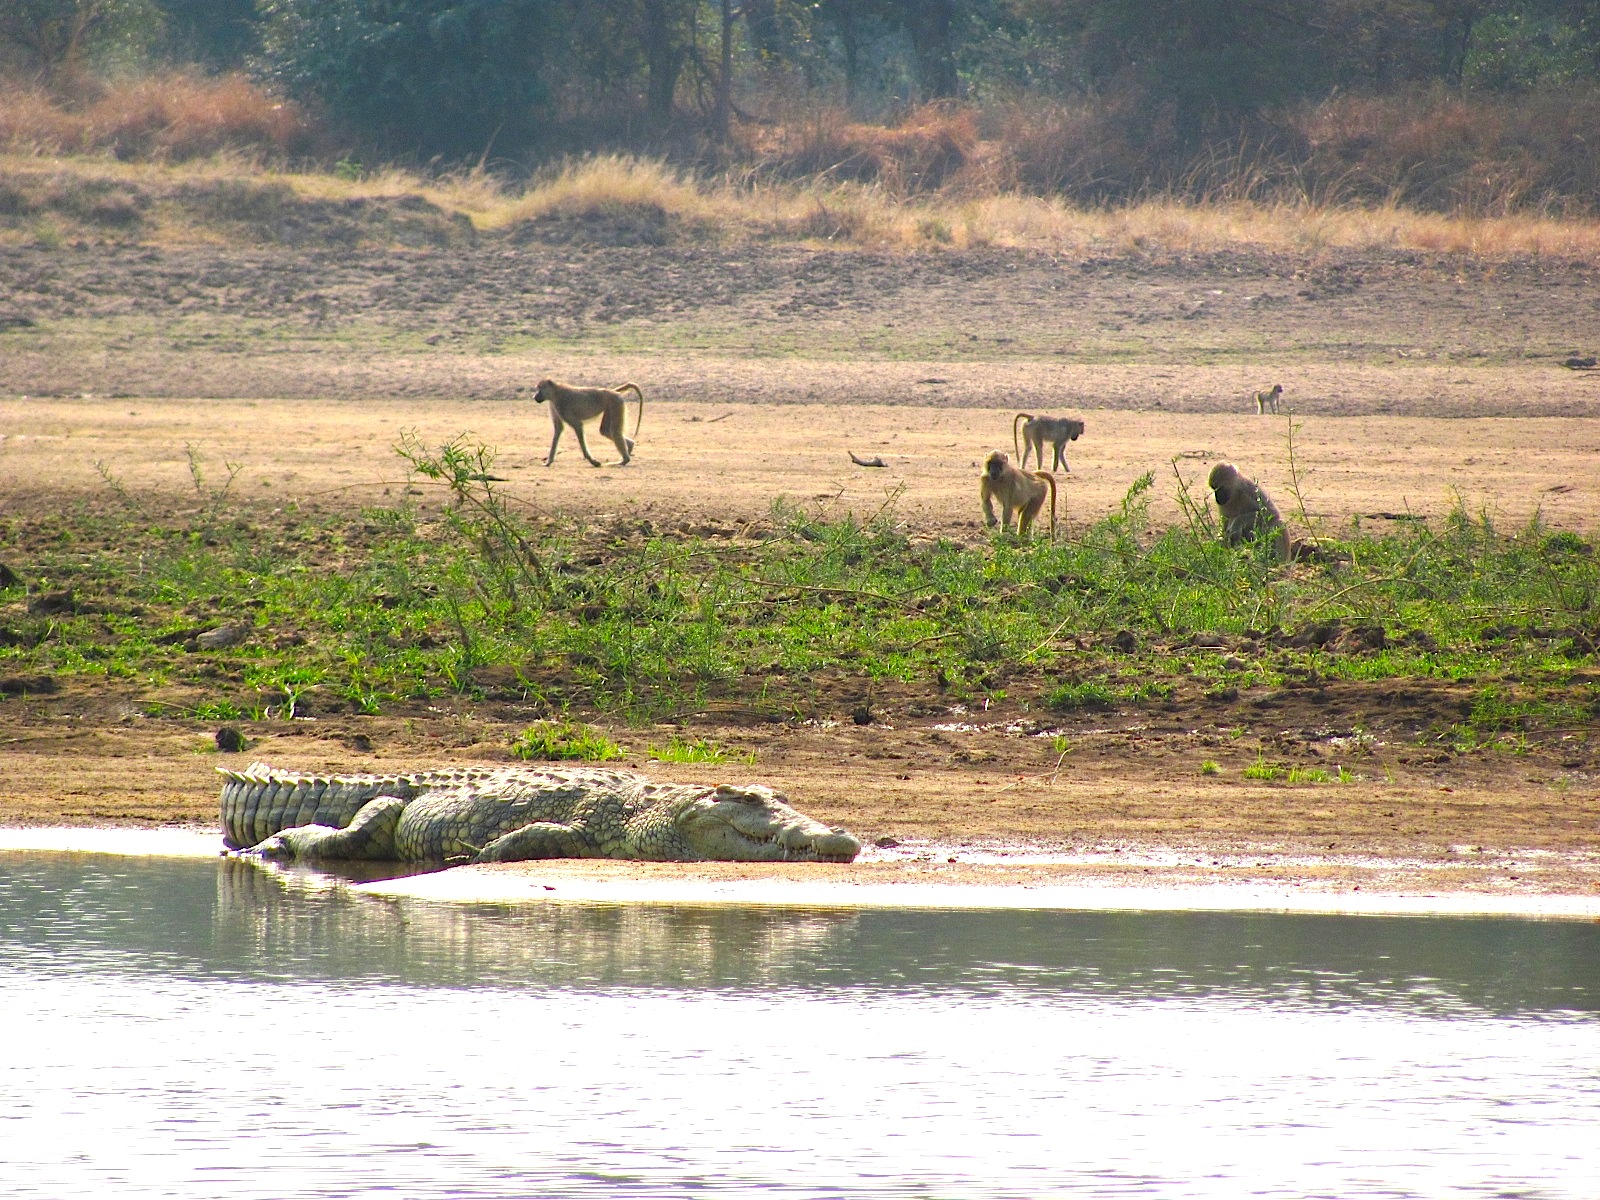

left=0, top=0, right=163, bottom=81
left=511, top=719, right=626, bottom=762
left=151, top=0, right=258, bottom=66
left=3, top=444, right=1595, bottom=754
left=9, top=0, right=1600, bottom=213
left=648, top=735, right=755, bottom=765
left=255, top=0, right=556, bottom=160
left=1464, top=5, right=1597, bottom=91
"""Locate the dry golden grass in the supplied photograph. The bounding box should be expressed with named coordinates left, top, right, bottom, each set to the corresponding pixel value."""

left=484, top=154, right=726, bottom=228
left=0, top=73, right=311, bottom=161
left=738, top=102, right=979, bottom=195
left=4, top=141, right=1600, bottom=259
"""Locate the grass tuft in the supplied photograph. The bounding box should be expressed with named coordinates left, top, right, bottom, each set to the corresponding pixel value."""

left=648, top=736, right=756, bottom=765
left=511, top=720, right=626, bottom=763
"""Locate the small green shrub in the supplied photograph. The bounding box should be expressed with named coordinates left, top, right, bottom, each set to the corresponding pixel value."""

left=1243, top=755, right=1284, bottom=781
left=511, top=720, right=625, bottom=763
left=1044, top=681, right=1115, bottom=711
left=1286, top=766, right=1332, bottom=784
left=648, top=736, right=755, bottom=765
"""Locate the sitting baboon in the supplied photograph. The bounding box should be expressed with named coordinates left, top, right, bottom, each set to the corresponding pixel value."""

left=1254, top=383, right=1284, bottom=415
left=981, top=451, right=1058, bottom=539
left=534, top=378, right=644, bottom=467
left=1208, top=462, right=1289, bottom=561
left=1013, top=412, right=1085, bottom=472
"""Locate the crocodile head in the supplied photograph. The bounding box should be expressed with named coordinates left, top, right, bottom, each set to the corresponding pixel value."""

left=673, top=783, right=861, bottom=863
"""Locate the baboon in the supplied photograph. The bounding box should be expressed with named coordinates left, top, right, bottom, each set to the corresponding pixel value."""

left=981, top=450, right=1058, bottom=539
left=1208, top=462, right=1290, bottom=561
left=1254, top=383, right=1284, bottom=415
left=534, top=378, right=644, bottom=467
left=1013, top=413, right=1085, bottom=472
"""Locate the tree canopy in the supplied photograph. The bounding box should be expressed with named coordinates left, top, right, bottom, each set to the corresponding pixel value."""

left=5, top=0, right=1599, bottom=166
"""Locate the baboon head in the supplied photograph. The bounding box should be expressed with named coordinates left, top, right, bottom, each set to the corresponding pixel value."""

left=1208, top=462, right=1239, bottom=506
left=985, top=451, right=1010, bottom=480
left=534, top=378, right=556, bottom=404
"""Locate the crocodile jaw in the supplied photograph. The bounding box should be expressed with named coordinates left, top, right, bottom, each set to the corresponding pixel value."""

left=680, top=785, right=862, bottom=863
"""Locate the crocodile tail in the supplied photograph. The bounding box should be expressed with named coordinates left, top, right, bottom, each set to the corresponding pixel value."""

left=217, top=762, right=417, bottom=851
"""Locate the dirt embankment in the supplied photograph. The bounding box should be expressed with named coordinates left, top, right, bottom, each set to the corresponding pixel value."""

left=1, top=234, right=1598, bottom=906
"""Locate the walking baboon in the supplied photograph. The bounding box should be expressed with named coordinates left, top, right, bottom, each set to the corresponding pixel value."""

left=1208, top=462, right=1289, bottom=561
left=981, top=451, right=1058, bottom=539
left=1013, top=413, right=1085, bottom=472
left=534, top=378, right=644, bottom=467
left=1254, top=384, right=1283, bottom=415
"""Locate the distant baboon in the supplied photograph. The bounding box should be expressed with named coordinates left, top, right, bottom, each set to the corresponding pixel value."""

left=534, top=378, right=643, bottom=467
left=1254, top=383, right=1284, bottom=415
left=1208, top=462, right=1290, bottom=561
left=981, top=450, right=1058, bottom=539
left=1013, top=413, right=1085, bottom=472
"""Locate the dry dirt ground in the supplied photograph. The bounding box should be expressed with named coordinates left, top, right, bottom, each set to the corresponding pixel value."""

left=1, top=236, right=1598, bottom=907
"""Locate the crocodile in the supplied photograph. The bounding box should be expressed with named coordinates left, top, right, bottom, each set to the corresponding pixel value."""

left=219, top=761, right=862, bottom=865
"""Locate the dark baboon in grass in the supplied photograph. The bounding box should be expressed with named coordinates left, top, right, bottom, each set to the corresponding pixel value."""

left=1208, top=462, right=1289, bottom=561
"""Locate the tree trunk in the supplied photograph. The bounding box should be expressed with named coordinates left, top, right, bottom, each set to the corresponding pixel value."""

left=712, top=0, right=733, bottom=141
left=907, top=0, right=958, bottom=100
left=642, top=0, right=683, bottom=124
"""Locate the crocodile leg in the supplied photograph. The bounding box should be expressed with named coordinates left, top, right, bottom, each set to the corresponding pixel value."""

left=239, top=795, right=408, bottom=861
left=471, top=820, right=599, bottom=862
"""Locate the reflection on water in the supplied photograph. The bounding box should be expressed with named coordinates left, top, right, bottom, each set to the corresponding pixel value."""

left=2, top=852, right=1598, bottom=1199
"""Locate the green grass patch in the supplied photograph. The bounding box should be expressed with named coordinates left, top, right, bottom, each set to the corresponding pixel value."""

left=1043, top=681, right=1115, bottom=712
left=511, top=720, right=626, bottom=763
left=647, top=736, right=755, bottom=765
left=1244, top=758, right=1353, bottom=784
left=1242, top=755, right=1285, bottom=782
left=2, top=440, right=1597, bottom=743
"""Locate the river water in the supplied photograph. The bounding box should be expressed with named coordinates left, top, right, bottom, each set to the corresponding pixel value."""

left=2, top=850, right=1597, bottom=1199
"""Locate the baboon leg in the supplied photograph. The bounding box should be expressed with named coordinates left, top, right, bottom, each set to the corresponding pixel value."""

left=571, top=421, right=604, bottom=468
left=982, top=478, right=1005, bottom=528
left=544, top=420, right=564, bottom=466
left=599, top=404, right=632, bottom=464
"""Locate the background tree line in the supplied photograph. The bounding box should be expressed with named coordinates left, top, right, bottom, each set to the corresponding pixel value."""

left=5, top=0, right=1600, bottom=210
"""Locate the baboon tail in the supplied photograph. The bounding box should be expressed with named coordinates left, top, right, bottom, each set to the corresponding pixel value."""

left=1041, top=472, right=1059, bottom=542
left=615, top=382, right=644, bottom=440
left=1013, top=412, right=1033, bottom=460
